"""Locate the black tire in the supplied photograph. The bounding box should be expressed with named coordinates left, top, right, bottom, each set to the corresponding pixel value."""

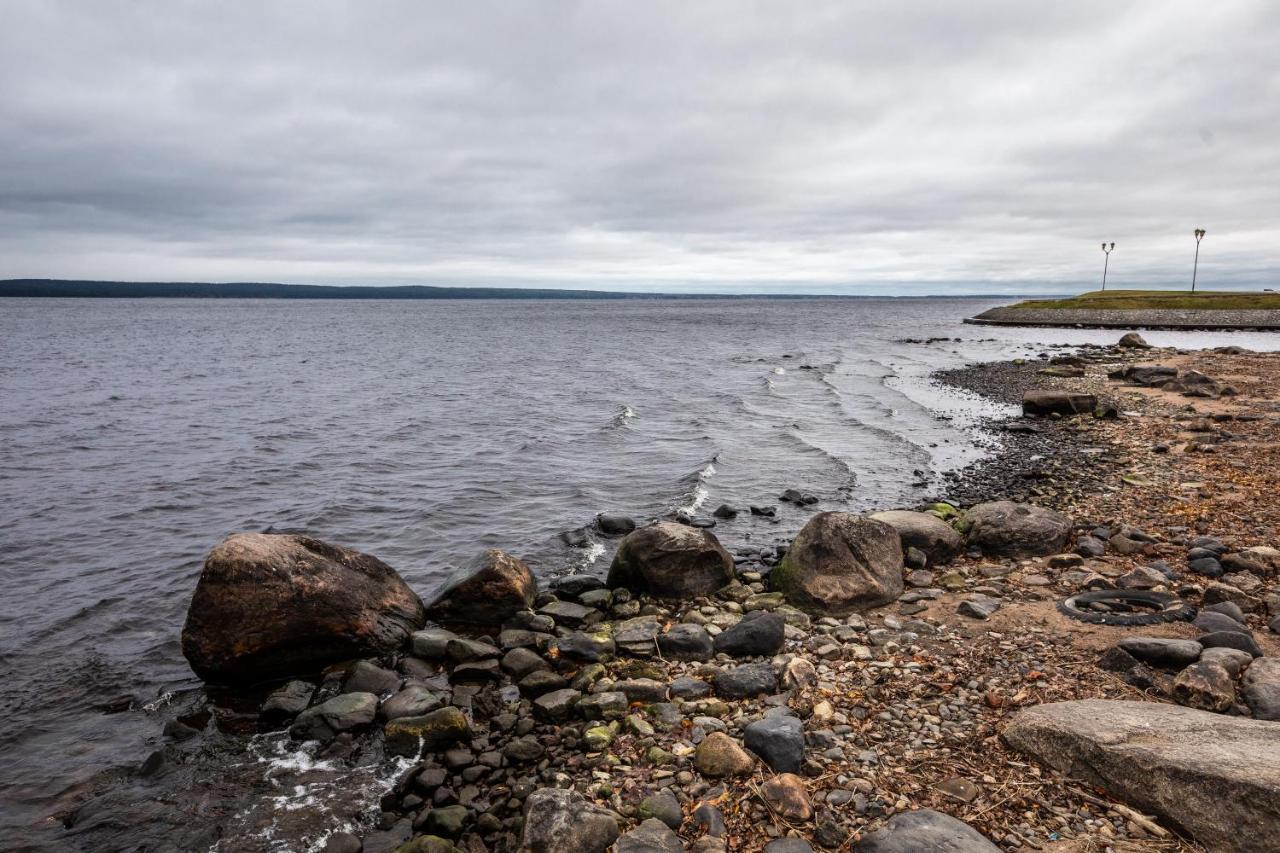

left=1057, top=589, right=1197, bottom=626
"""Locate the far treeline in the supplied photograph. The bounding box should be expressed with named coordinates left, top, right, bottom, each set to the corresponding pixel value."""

left=0, top=279, right=664, bottom=300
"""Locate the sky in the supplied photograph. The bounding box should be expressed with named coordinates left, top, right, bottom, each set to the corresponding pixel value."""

left=1, top=2, right=1278, bottom=295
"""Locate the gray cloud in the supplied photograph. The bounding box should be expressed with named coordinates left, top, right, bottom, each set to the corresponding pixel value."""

left=1, top=0, right=1277, bottom=293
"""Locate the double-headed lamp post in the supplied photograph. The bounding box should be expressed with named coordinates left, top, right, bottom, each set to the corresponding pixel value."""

left=1191, top=229, right=1206, bottom=292
left=1101, top=242, right=1115, bottom=290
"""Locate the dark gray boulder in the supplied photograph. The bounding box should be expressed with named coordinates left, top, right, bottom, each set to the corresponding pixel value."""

left=713, top=611, right=785, bottom=657
left=1199, top=630, right=1262, bottom=657
left=657, top=623, right=714, bottom=661
left=613, top=818, right=683, bottom=853
left=607, top=522, right=734, bottom=598
left=743, top=714, right=804, bottom=774
left=596, top=513, right=637, bottom=536
left=289, top=692, right=378, bottom=741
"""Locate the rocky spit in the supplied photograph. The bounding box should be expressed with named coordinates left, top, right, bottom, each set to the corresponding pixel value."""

left=117, top=335, right=1280, bottom=853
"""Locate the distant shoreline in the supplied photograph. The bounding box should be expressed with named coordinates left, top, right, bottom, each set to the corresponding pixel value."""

left=0, top=279, right=1040, bottom=301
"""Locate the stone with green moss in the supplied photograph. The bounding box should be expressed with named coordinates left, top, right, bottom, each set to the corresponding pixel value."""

left=384, top=706, right=470, bottom=757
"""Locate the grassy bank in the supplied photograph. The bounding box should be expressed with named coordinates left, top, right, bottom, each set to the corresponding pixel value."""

left=1009, top=289, right=1280, bottom=311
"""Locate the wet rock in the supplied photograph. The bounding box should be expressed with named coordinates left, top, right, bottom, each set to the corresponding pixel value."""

left=551, top=631, right=615, bottom=663
left=1117, top=637, right=1202, bottom=667
left=869, top=510, right=963, bottom=565
left=518, top=669, right=568, bottom=696
left=1243, top=657, right=1280, bottom=720
left=657, top=623, right=714, bottom=661
left=1172, top=660, right=1236, bottom=712
left=537, top=599, right=595, bottom=629
left=383, top=706, right=470, bottom=757
left=381, top=686, right=444, bottom=721
left=425, top=549, right=536, bottom=628
left=520, top=788, right=619, bottom=853
left=859, top=808, right=999, bottom=852
left=607, top=522, right=734, bottom=598
left=597, top=513, right=637, bottom=536
left=694, top=732, right=755, bottom=776
left=712, top=504, right=738, bottom=519
left=552, top=574, right=605, bottom=598
left=714, top=661, right=777, bottom=699
left=503, top=735, right=546, bottom=762
left=410, top=628, right=458, bottom=660
left=290, top=692, right=378, bottom=741
left=744, top=714, right=804, bottom=774
left=614, top=818, right=683, bottom=852
left=321, top=832, right=362, bottom=853
left=419, top=804, right=469, bottom=838
left=760, top=773, right=812, bottom=820
left=712, top=611, right=785, bottom=657
left=181, top=533, right=425, bottom=683
left=260, top=680, right=315, bottom=725
left=343, top=660, right=401, bottom=697
left=445, top=638, right=500, bottom=663
left=965, top=501, right=1072, bottom=558
left=500, top=647, right=550, bottom=680
left=1022, top=390, right=1097, bottom=417
left=771, top=512, right=903, bottom=616
left=1004, top=699, right=1280, bottom=853
left=394, top=836, right=460, bottom=853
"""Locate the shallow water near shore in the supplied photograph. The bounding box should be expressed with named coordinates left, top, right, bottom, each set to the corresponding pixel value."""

left=3, top=296, right=1278, bottom=849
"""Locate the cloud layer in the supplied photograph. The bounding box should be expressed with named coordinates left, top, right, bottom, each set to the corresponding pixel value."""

left=2, top=1, right=1277, bottom=293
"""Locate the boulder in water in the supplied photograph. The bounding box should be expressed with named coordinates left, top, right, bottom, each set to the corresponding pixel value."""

left=425, top=549, right=536, bottom=627
left=607, top=522, right=734, bottom=598
left=1118, top=332, right=1152, bottom=349
left=770, top=512, right=903, bottom=615
left=181, top=533, right=425, bottom=683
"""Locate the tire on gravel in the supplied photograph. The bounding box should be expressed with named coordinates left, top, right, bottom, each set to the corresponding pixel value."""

left=1057, top=590, right=1197, bottom=626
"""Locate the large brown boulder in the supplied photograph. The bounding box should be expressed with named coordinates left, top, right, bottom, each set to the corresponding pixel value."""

left=771, top=512, right=903, bottom=616
left=425, top=549, right=536, bottom=627
left=869, top=510, right=963, bottom=566
left=1003, top=699, right=1280, bottom=853
left=607, top=522, right=733, bottom=598
left=965, top=501, right=1072, bottom=557
left=182, top=533, right=425, bottom=683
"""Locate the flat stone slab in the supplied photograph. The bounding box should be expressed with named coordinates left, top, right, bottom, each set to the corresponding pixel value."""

left=1003, top=699, right=1280, bottom=853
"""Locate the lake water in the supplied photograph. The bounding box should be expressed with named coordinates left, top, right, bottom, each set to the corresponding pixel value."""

left=3, top=297, right=1276, bottom=849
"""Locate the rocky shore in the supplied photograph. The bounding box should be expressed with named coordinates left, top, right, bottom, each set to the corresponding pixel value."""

left=124, top=336, right=1280, bottom=852
left=967, top=306, right=1280, bottom=330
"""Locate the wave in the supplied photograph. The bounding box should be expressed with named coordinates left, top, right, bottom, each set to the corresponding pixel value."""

left=674, top=456, right=718, bottom=515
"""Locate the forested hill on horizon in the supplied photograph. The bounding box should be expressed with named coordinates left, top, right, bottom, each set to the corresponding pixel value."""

left=0, top=279, right=1038, bottom=300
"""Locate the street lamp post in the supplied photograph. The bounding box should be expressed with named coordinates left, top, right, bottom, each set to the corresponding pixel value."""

left=1101, top=242, right=1115, bottom=290
left=1191, top=229, right=1206, bottom=292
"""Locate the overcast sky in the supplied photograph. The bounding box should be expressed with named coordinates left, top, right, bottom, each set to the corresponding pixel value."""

left=1, top=2, right=1277, bottom=294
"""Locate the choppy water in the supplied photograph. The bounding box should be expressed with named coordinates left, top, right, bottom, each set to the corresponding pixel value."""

left=3, top=296, right=1277, bottom=850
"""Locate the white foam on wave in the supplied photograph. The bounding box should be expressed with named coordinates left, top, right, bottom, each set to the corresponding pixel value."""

left=676, top=461, right=716, bottom=514
left=583, top=541, right=606, bottom=564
